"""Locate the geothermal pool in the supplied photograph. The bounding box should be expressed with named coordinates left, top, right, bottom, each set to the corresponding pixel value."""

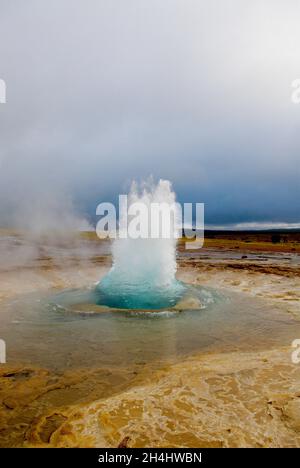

left=1, top=285, right=299, bottom=372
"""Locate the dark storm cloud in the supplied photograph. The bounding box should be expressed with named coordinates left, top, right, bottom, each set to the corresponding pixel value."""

left=0, top=0, right=300, bottom=228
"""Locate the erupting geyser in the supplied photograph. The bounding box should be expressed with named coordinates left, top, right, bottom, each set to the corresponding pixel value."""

left=96, top=180, right=185, bottom=309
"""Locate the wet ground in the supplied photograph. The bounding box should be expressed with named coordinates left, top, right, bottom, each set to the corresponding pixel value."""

left=0, top=232, right=300, bottom=447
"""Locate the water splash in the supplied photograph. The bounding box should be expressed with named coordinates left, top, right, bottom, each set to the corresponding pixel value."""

left=97, top=179, right=185, bottom=309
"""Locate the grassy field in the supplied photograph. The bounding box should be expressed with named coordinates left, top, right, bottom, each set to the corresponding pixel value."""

left=180, top=230, right=300, bottom=253
left=1, top=228, right=300, bottom=253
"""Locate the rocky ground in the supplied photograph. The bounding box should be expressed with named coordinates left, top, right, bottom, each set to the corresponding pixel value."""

left=0, top=231, right=300, bottom=447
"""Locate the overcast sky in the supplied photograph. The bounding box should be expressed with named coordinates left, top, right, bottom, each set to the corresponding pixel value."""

left=0, top=0, right=300, bottom=228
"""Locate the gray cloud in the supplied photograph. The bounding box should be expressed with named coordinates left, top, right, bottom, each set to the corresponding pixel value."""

left=0, top=0, right=300, bottom=228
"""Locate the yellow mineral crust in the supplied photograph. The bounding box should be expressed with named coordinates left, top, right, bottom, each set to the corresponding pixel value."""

left=22, top=347, right=300, bottom=448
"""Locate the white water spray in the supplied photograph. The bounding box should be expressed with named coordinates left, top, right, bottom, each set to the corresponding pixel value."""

left=98, top=179, right=184, bottom=309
